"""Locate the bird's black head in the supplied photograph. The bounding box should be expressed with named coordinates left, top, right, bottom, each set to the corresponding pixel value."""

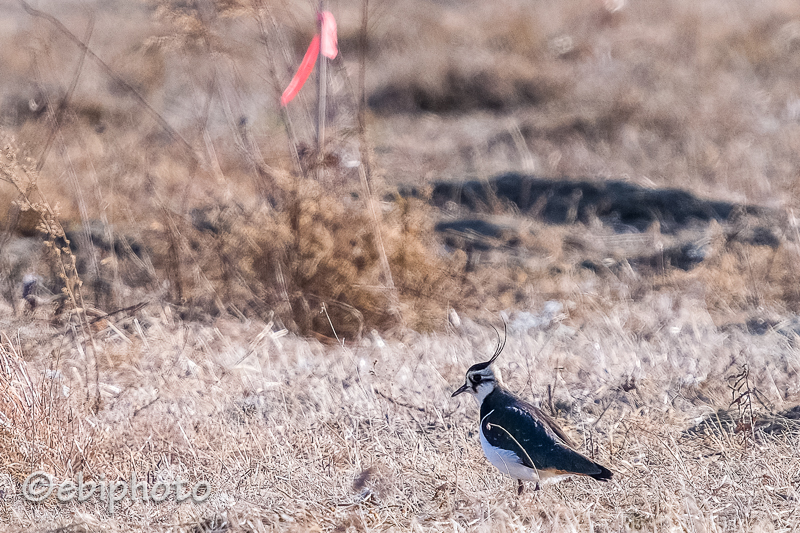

left=468, top=360, right=493, bottom=373
left=452, top=321, right=507, bottom=398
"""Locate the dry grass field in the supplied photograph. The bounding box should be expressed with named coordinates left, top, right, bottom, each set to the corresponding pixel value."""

left=1, top=302, right=799, bottom=532
left=1, top=0, right=800, bottom=531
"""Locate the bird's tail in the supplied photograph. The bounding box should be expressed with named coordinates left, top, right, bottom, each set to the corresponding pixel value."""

left=589, top=463, right=613, bottom=481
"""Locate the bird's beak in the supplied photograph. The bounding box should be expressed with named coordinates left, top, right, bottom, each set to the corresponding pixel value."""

left=451, top=383, right=470, bottom=397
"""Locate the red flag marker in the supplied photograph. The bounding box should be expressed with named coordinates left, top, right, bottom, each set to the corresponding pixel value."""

left=319, top=11, right=338, bottom=59
left=281, top=34, right=320, bottom=107
left=280, top=12, right=338, bottom=106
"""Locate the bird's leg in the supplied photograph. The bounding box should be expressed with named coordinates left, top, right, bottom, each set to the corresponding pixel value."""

left=517, top=479, right=524, bottom=496
left=533, top=481, right=541, bottom=491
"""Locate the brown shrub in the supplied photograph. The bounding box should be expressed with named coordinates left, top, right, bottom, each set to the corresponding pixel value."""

left=141, top=176, right=458, bottom=336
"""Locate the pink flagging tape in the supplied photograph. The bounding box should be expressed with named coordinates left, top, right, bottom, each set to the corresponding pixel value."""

left=281, top=34, right=320, bottom=106
left=319, top=11, right=338, bottom=59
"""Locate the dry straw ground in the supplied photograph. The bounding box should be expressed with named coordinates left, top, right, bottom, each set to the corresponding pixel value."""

left=0, top=302, right=799, bottom=532
left=1, top=0, right=800, bottom=531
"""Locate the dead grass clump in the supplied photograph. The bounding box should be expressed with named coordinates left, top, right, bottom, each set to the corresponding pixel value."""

left=144, top=177, right=457, bottom=336
left=0, top=334, right=97, bottom=484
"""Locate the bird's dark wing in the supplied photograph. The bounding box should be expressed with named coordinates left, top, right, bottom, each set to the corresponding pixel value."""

left=481, top=393, right=611, bottom=479
left=519, top=399, right=578, bottom=448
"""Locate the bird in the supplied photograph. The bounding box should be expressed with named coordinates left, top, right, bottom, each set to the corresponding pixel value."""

left=452, top=326, right=613, bottom=494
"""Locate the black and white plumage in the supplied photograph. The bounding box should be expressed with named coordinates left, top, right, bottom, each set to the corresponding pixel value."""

left=452, top=329, right=612, bottom=492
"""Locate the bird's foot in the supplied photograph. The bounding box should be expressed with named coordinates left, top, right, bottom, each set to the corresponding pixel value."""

left=517, top=479, right=524, bottom=496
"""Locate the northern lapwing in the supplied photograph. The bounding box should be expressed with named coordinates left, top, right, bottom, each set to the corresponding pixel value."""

left=452, top=328, right=613, bottom=494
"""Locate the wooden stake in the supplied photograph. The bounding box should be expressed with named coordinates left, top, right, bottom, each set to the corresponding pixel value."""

left=316, top=0, right=327, bottom=180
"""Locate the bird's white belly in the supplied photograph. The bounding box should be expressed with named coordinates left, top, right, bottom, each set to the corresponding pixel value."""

left=479, top=421, right=538, bottom=481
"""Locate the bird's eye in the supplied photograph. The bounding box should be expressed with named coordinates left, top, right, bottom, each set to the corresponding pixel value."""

left=472, top=375, right=482, bottom=383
